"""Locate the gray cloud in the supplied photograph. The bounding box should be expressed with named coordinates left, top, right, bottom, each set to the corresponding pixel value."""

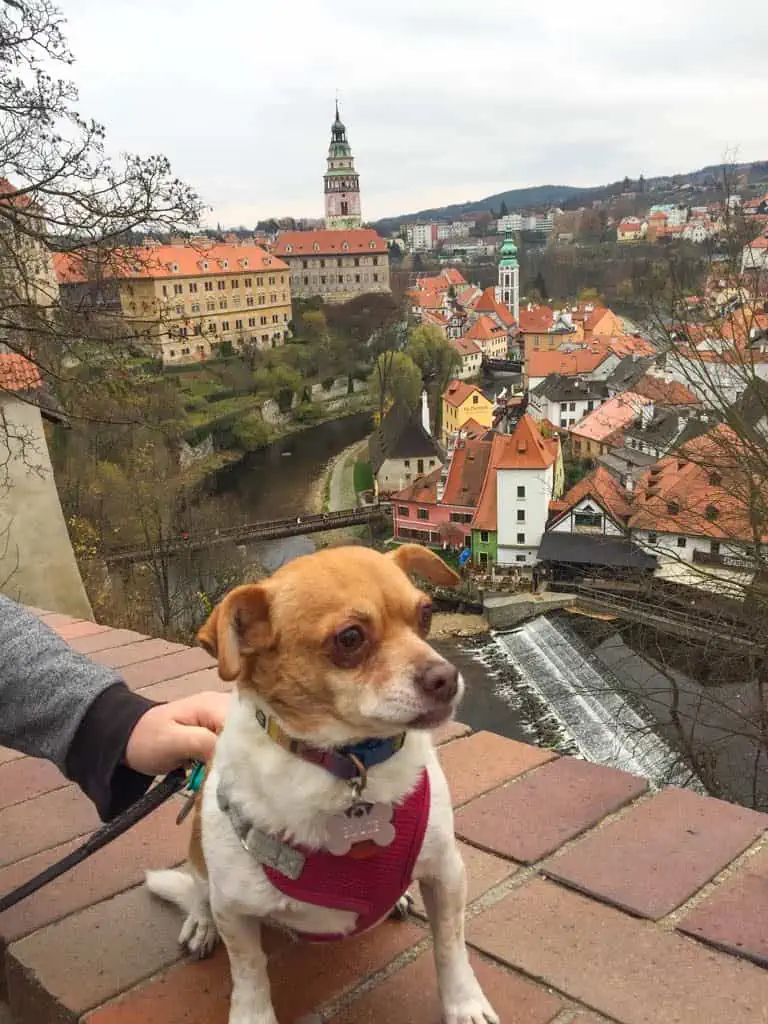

left=61, top=0, right=768, bottom=225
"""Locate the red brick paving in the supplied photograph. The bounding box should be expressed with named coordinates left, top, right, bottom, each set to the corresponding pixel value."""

left=467, top=877, right=768, bottom=1024
left=456, top=756, right=647, bottom=863
left=439, top=730, right=555, bottom=807
left=0, top=757, right=67, bottom=810
left=1, top=617, right=767, bottom=1024
left=543, top=787, right=768, bottom=919
left=677, top=845, right=768, bottom=967
left=328, top=950, right=563, bottom=1024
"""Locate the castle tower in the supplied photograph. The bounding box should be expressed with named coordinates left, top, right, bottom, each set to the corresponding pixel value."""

left=324, top=101, right=362, bottom=230
left=497, top=232, right=520, bottom=322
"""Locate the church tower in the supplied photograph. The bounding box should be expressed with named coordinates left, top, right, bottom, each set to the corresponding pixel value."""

left=324, top=101, right=362, bottom=230
left=497, top=232, right=520, bottom=322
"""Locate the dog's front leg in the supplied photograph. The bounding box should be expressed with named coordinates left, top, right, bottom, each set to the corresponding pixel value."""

left=420, top=848, right=499, bottom=1024
left=213, top=905, right=278, bottom=1024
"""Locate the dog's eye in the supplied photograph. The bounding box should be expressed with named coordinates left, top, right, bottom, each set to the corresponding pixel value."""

left=332, top=625, right=368, bottom=666
left=418, top=602, right=433, bottom=635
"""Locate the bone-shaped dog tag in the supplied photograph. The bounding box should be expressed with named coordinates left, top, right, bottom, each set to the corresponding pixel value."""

left=325, top=802, right=395, bottom=856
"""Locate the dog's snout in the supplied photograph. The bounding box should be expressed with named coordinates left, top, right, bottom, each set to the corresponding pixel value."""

left=417, top=661, right=459, bottom=703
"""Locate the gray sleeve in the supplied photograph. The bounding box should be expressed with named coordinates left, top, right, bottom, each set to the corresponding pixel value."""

left=0, top=595, right=123, bottom=770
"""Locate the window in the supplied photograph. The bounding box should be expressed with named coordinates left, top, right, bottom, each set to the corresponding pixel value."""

left=235, top=319, right=243, bottom=329
left=373, top=256, right=379, bottom=266
left=162, top=285, right=168, bottom=296
left=260, top=315, right=267, bottom=325
left=355, top=274, right=360, bottom=283
left=175, top=304, right=184, bottom=314
left=354, top=257, right=360, bottom=267
left=417, top=459, right=424, bottom=474
left=705, top=504, right=719, bottom=521
left=256, top=276, right=264, bottom=287
left=480, top=531, right=489, bottom=543
left=204, top=281, right=213, bottom=291
left=244, top=278, right=252, bottom=287
left=207, top=300, right=215, bottom=311
left=449, top=512, right=473, bottom=524
left=270, top=293, right=277, bottom=303
left=169, top=350, right=175, bottom=358
left=373, top=273, right=379, bottom=283
left=677, top=536, right=687, bottom=548
left=219, top=299, right=227, bottom=309
left=302, top=260, right=308, bottom=269
left=174, top=283, right=183, bottom=295
left=667, top=501, right=680, bottom=515
left=191, top=303, right=200, bottom=313
left=647, top=532, right=657, bottom=544
left=516, top=510, right=525, bottom=522
left=337, top=258, right=343, bottom=267
left=262, top=334, right=269, bottom=342
left=221, top=320, right=229, bottom=331
left=517, top=533, right=526, bottom=544
left=218, top=280, right=226, bottom=290
left=193, top=324, right=201, bottom=336
left=304, top=276, right=309, bottom=286
left=208, top=323, right=216, bottom=332
left=189, top=283, right=198, bottom=293
left=339, top=275, right=344, bottom=284
left=246, top=296, right=254, bottom=306
left=429, top=460, right=435, bottom=468
left=248, top=317, right=256, bottom=327
left=417, top=509, right=429, bottom=521
left=398, top=506, right=409, bottom=517
left=272, top=314, right=279, bottom=323
left=231, top=279, right=239, bottom=289
left=515, top=554, right=526, bottom=563
left=569, top=402, right=576, bottom=412
left=472, top=394, right=479, bottom=404
left=574, top=510, right=602, bottom=529
left=479, top=552, right=488, bottom=567
left=404, top=460, right=410, bottom=468
left=268, top=276, right=276, bottom=285
left=321, top=276, right=327, bottom=285
left=517, top=485, right=525, bottom=498
left=258, top=294, right=265, bottom=305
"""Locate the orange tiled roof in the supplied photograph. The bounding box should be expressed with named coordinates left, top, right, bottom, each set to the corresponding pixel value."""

left=442, top=437, right=492, bottom=506
left=632, top=373, right=698, bottom=406
left=628, top=425, right=768, bottom=542
left=443, top=380, right=487, bottom=408
left=465, top=315, right=506, bottom=343
left=451, top=336, right=481, bottom=357
left=273, top=228, right=387, bottom=257
left=518, top=305, right=554, bottom=334
left=458, top=417, right=488, bottom=437
left=0, top=353, right=41, bottom=391
left=526, top=347, right=609, bottom=379
left=570, top=392, right=651, bottom=443
left=473, top=287, right=516, bottom=327
left=472, top=416, right=554, bottom=531
left=54, top=244, right=287, bottom=283
left=556, top=466, right=632, bottom=524
left=606, top=334, right=656, bottom=358
left=391, top=467, right=441, bottom=503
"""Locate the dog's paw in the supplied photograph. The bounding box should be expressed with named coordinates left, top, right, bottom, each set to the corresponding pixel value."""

left=388, top=891, right=415, bottom=922
left=443, top=993, right=499, bottom=1024
left=179, top=911, right=219, bottom=960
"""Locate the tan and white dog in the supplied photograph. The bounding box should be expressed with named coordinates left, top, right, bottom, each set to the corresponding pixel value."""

left=147, top=544, right=498, bottom=1024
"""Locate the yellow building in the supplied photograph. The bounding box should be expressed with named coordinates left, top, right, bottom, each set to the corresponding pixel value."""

left=54, top=243, right=291, bottom=365
left=441, top=380, right=494, bottom=444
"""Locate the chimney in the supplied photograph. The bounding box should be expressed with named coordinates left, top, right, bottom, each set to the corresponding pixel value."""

left=421, top=389, right=430, bottom=435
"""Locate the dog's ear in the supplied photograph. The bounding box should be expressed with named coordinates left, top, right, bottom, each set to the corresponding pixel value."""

left=197, top=584, right=272, bottom=682
left=387, top=544, right=460, bottom=587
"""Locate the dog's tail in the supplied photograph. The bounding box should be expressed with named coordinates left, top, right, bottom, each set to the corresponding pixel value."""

left=145, top=868, right=196, bottom=912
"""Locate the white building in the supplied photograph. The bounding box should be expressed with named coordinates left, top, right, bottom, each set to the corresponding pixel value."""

left=406, top=223, right=437, bottom=251
left=450, top=336, right=483, bottom=379
left=530, top=374, right=607, bottom=428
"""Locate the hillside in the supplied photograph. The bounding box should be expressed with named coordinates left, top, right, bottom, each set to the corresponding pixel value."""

left=373, top=160, right=768, bottom=234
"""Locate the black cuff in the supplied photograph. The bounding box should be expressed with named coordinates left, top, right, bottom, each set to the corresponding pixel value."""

left=65, top=683, right=158, bottom=822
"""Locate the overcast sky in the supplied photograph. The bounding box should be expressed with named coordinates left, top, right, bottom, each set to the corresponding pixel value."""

left=62, top=0, right=768, bottom=227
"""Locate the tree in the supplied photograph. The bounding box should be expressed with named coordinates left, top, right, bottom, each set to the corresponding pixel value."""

left=0, top=0, right=202, bottom=485
left=533, top=271, right=549, bottom=304
left=406, top=325, right=460, bottom=434
left=369, top=351, right=421, bottom=418
left=500, top=200, right=509, bottom=217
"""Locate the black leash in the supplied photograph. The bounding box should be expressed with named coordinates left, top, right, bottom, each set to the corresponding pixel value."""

left=0, top=766, right=188, bottom=915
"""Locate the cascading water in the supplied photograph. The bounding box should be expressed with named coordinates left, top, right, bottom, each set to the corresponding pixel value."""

left=493, top=614, right=703, bottom=790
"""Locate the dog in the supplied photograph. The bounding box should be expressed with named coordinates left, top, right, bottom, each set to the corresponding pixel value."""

left=147, top=544, right=498, bottom=1024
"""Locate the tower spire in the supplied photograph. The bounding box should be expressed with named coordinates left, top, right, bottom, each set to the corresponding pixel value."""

left=324, top=98, right=362, bottom=230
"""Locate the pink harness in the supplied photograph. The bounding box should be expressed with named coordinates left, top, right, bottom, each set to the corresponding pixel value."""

left=262, top=770, right=431, bottom=941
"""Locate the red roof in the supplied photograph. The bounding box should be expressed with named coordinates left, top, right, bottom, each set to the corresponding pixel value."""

left=442, top=437, right=492, bottom=507
left=632, top=373, right=698, bottom=406
left=391, top=467, right=441, bottom=503
left=458, top=417, right=487, bottom=437
left=464, top=315, right=506, bottom=343
left=518, top=305, right=554, bottom=334
left=273, top=228, right=387, bottom=257
left=0, top=354, right=42, bottom=392
left=473, top=287, right=516, bottom=327
left=555, top=466, right=632, bottom=525
left=54, top=244, right=287, bottom=283
left=472, top=416, right=554, bottom=531
left=526, top=347, right=609, bottom=379
left=442, top=380, right=487, bottom=408
left=570, top=392, right=650, bottom=443
left=451, top=336, right=481, bottom=357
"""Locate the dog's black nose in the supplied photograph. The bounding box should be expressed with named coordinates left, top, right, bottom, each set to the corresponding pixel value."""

left=417, top=661, right=459, bottom=703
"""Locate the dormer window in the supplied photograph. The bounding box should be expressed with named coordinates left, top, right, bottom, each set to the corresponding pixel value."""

left=342, top=241, right=349, bottom=250
left=369, top=241, right=376, bottom=249
left=171, top=262, right=179, bottom=272
left=285, top=245, right=292, bottom=253
left=202, top=261, right=209, bottom=270
left=705, top=504, right=719, bottom=521
left=667, top=501, right=680, bottom=515
left=313, top=242, right=320, bottom=251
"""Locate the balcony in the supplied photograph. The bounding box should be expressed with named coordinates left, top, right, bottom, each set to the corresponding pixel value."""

left=692, top=549, right=756, bottom=570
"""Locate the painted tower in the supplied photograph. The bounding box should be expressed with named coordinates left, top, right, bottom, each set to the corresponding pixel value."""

left=324, top=101, right=362, bottom=230
left=497, top=232, right=520, bottom=322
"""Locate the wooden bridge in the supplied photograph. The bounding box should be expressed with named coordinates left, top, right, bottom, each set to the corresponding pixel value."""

left=96, top=504, right=392, bottom=566
left=557, top=582, right=764, bottom=654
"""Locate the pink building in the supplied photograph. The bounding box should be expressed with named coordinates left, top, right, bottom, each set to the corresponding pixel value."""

left=392, top=437, right=492, bottom=549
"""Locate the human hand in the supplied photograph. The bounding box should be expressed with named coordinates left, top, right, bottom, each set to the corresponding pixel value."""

left=124, top=691, right=231, bottom=776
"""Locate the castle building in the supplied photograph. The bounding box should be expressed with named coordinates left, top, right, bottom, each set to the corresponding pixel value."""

left=324, top=102, right=362, bottom=231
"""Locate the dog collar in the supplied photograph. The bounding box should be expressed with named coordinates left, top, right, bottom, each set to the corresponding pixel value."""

left=253, top=708, right=406, bottom=783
